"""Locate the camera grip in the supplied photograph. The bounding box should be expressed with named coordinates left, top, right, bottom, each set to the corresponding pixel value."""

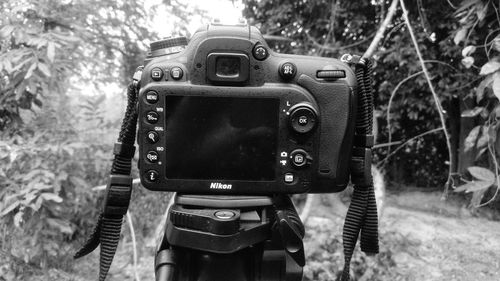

left=297, top=74, right=355, bottom=192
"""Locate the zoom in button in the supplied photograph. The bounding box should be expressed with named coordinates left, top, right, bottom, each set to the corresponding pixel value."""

left=146, top=131, right=159, bottom=144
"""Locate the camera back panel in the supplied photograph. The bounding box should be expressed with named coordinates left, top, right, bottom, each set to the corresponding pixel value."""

left=138, top=24, right=357, bottom=194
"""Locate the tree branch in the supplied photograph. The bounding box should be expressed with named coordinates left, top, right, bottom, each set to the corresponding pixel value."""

left=386, top=70, right=424, bottom=155
left=378, top=128, right=444, bottom=167
left=400, top=0, right=455, bottom=193
left=363, top=0, right=399, bottom=58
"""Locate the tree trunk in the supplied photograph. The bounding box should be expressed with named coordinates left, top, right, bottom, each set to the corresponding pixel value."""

left=448, top=96, right=460, bottom=176
left=458, top=98, right=477, bottom=175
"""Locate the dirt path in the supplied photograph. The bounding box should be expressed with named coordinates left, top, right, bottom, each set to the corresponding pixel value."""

left=302, top=191, right=500, bottom=281
left=381, top=204, right=500, bottom=281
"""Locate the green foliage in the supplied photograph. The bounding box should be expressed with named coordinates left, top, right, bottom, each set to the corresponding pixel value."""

left=0, top=0, right=156, bottom=131
left=453, top=0, right=500, bottom=207
left=0, top=91, right=112, bottom=273
left=0, top=0, right=203, bottom=278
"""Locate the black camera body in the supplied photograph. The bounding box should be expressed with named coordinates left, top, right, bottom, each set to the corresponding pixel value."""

left=137, top=24, right=358, bottom=194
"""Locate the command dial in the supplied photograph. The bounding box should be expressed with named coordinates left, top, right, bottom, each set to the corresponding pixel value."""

left=149, top=36, right=188, bottom=57
left=288, top=103, right=317, bottom=134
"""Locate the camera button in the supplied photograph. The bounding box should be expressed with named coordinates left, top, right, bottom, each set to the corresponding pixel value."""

left=279, top=62, right=296, bottom=80
left=253, top=45, right=268, bottom=60
left=289, top=105, right=317, bottom=134
left=151, top=67, right=163, bottom=81
left=316, top=70, right=346, bottom=79
left=146, top=131, right=159, bottom=144
left=170, top=67, right=183, bottom=80
left=145, top=91, right=158, bottom=104
left=290, top=149, right=310, bottom=168
left=145, top=111, right=159, bottom=124
left=284, top=173, right=295, bottom=183
left=145, top=170, right=159, bottom=182
left=146, top=151, right=159, bottom=163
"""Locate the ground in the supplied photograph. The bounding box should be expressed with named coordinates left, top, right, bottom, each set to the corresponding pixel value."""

left=377, top=192, right=500, bottom=281
left=2, top=191, right=500, bottom=280
left=301, top=190, right=500, bottom=281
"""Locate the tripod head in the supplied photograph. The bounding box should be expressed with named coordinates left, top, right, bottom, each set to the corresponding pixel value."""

left=155, top=194, right=304, bottom=281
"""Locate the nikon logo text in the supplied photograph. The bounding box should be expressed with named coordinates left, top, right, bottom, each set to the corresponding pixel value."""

left=210, top=182, right=232, bottom=190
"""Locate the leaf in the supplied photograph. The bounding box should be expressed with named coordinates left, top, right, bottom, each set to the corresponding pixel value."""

left=475, top=147, right=487, bottom=160
left=0, top=201, right=20, bottom=217
left=40, top=192, right=63, bottom=203
left=14, top=211, right=24, bottom=228
left=25, top=62, right=37, bottom=79
left=47, top=42, right=55, bottom=63
left=454, top=28, right=468, bottom=45
left=468, top=166, right=495, bottom=183
left=454, top=180, right=492, bottom=193
left=494, top=36, right=500, bottom=52
left=462, top=45, right=476, bottom=57
left=461, top=56, right=474, bottom=68
left=480, top=60, right=500, bottom=76
left=37, top=63, right=51, bottom=77
left=461, top=106, right=484, bottom=117
left=493, top=72, right=500, bottom=101
left=476, top=1, right=488, bottom=21
left=464, top=126, right=480, bottom=152
left=46, top=218, right=73, bottom=234
left=476, top=74, right=494, bottom=102
left=0, top=25, right=15, bottom=37
left=476, top=126, right=488, bottom=149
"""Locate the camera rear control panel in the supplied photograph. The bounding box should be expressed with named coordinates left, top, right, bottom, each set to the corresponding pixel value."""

left=138, top=83, right=322, bottom=194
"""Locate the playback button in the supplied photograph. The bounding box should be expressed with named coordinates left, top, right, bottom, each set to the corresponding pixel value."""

left=151, top=67, right=163, bottom=81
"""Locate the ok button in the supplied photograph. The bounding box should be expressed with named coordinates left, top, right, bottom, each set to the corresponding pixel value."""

left=298, top=115, right=308, bottom=126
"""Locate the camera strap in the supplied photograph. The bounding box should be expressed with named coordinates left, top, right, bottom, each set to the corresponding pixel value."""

left=339, top=55, right=379, bottom=281
left=74, top=67, right=143, bottom=281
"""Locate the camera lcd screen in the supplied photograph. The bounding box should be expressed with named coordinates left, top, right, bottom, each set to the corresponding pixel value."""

left=165, top=96, right=279, bottom=181
left=216, top=56, right=240, bottom=78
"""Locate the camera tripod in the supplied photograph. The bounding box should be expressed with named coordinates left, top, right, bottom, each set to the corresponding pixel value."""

left=154, top=193, right=305, bottom=281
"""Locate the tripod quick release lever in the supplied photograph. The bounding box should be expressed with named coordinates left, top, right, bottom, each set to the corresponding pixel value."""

left=272, top=195, right=306, bottom=267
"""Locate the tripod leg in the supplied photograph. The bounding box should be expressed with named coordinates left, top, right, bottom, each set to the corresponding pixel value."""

left=155, top=248, right=177, bottom=281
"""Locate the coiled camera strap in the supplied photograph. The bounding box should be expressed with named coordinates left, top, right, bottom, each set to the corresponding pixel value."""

left=74, top=68, right=143, bottom=281
left=340, top=54, right=379, bottom=281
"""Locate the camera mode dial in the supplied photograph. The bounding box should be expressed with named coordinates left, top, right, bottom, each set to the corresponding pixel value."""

left=149, top=36, right=188, bottom=57
left=288, top=103, right=317, bottom=134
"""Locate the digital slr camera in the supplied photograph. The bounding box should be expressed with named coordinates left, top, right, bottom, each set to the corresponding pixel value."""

left=137, top=23, right=358, bottom=194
